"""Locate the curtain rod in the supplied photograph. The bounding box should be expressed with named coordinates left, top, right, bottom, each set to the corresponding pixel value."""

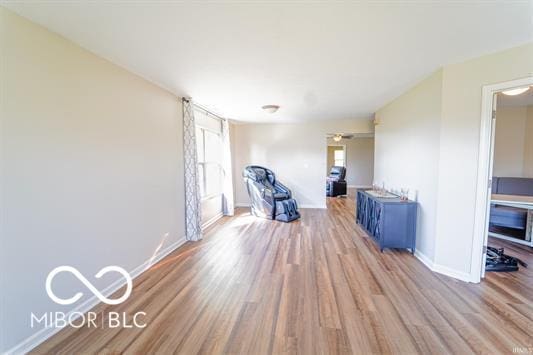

left=192, top=102, right=225, bottom=122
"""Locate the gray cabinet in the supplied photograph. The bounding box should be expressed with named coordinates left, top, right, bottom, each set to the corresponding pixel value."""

left=356, top=190, right=417, bottom=253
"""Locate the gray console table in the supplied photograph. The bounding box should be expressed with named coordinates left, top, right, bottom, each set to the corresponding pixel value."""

left=356, top=190, right=418, bottom=253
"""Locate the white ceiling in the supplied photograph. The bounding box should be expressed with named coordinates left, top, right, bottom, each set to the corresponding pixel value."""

left=4, top=1, right=532, bottom=122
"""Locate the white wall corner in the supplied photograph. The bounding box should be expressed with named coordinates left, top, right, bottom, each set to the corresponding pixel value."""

left=432, top=263, right=473, bottom=283
left=4, top=236, right=187, bottom=355
left=414, top=250, right=435, bottom=270
left=414, top=250, right=472, bottom=283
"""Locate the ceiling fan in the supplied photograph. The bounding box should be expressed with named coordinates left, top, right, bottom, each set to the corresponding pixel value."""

left=327, top=133, right=355, bottom=142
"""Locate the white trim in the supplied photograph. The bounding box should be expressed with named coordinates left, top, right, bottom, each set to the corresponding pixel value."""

left=202, top=212, right=223, bottom=230
left=415, top=250, right=472, bottom=283
left=348, top=185, right=372, bottom=189
left=3, top=236, right=187, bottom=355
left=234, top=202, right=326, bottom=209
left=192, top=102, right=226, bottom=121
left=432, top=263, right=472, bottom=283
left=201, top=192, right=223, bottom=202
left=471, top=76, right=533, bottom=284
left=414, top=250, right=435, bottom=270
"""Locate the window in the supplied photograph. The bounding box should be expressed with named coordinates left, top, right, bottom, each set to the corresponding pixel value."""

left=196, top=122, right=223, bottom=199
left=334, top=149, right=345, bottom=167
left=194, top=106, right=227, bottom=228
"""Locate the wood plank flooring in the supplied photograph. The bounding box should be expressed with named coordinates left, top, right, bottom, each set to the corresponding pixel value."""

left=32, top=190, right=532, bottom=354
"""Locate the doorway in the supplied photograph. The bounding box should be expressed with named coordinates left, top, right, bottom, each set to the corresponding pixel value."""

left=471, top=77, right=533, bottom=282
left=325, top=133, right=375, bottom=201
left=327, top=144, right=346, bottom=172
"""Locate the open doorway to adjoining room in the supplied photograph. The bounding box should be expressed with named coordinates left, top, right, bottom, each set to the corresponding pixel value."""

left=472, top=77, right=533, bottom=283
left=325, top=133, right=374, bottom=203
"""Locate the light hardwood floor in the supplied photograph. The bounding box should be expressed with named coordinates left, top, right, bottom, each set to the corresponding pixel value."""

left=33, top=190, right=532, bottom=354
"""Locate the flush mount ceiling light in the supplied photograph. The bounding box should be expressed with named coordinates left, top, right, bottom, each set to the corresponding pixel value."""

left=262, top=105, right=280, bottom=113
left=333, top=134, right=343, bottom=142
left=501, top=86, right=530, bottom=96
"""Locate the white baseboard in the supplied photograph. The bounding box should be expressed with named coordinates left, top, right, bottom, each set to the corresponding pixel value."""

left=414, top=250, right=435, bottom=270
left=299, top=204, right=327, bottom=209
left=414, top=250, right=472, bottom=283
left=4, top=236, right=187, bottom=355
left=432, top=263, right=472, bottom=283
left=348, top=185, right=372, bottom=189
left=202, top=212, right=223, bottom=230
left=235, top=202, right=326, bottom=209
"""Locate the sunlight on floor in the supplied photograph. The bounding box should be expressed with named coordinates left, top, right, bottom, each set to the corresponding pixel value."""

left=226, top=212, right=260, bottom=229
left=146, top=232, right=169, bottom=269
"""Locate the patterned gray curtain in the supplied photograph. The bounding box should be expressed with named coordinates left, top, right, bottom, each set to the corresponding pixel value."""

left=182, top=98, right=202, bottom=241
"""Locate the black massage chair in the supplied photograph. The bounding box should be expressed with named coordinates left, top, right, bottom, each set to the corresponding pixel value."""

left=326, top=166, right=347, bottom=197
left=243, top=165, right=301, bottom=222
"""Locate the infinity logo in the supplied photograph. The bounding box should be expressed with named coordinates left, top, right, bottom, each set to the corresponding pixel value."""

left=46, top=266, right=132, bottom=305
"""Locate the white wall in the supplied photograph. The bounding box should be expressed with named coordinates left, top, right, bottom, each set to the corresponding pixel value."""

left=232, top=119, right=373, bottom=208
left=492, top=106, right=528, bottom=177
left=374, top=44, right=533, bottom=280
left=374, top=69, right=443, bottom=262
left=434, top=43, right=533, bottom=276
left=0, top=8, right=185, bottom=352
left=327, top=138, right=374, bottom=187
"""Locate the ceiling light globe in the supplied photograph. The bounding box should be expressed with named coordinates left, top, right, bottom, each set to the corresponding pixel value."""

left=262, top=105, right=280, bottom=113
left=501, top=87, right=530, bottom=96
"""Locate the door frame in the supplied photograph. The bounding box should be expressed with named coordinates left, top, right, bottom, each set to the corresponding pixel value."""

left=470, top=76, right=533, bottom=283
